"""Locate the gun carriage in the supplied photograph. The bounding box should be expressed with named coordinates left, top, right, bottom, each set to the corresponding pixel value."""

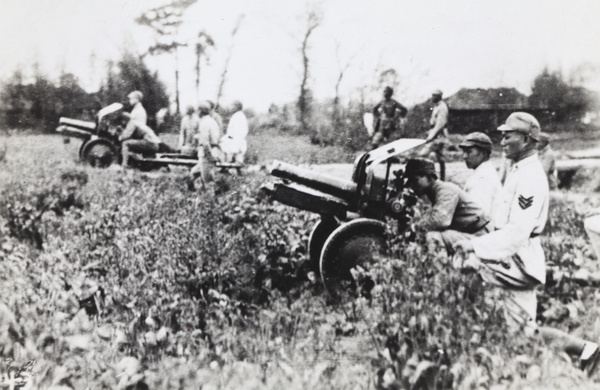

left=56, top=103, right=242, bottom=170
left=262, top=139, right=427, bottom=295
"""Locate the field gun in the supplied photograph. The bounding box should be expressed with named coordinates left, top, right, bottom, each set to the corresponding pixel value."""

left=262, top=139, right=427, bottom=294
left=56, top=103, right=242, bottom=171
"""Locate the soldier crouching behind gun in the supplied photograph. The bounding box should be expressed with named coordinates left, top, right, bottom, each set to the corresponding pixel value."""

left=119, top=90, right=161, bottom=167
left=402, top=158, right=491, bottom=255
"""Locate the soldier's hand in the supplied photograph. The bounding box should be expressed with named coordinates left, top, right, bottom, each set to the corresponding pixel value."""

left=453, top=239, right=474, bottom=254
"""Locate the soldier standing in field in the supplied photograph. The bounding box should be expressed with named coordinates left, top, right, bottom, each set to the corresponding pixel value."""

left=188, top=102, right=221, bottom=191
left=418, top=89, right=450, bottom=180
left=179, top=105, right=199, bottom=156
left=455, top=112, right=600, bottom=376
left=371, top=86, right=408, bottom=149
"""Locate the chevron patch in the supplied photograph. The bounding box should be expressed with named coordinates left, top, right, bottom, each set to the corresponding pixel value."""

left=518, top=195, right=533, bottom=210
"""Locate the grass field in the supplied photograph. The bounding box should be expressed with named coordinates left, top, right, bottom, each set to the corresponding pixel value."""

left=1, top=132, right=600, bottom=389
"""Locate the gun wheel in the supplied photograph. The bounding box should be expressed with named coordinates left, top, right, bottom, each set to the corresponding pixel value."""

left=319, top=218, right=387, bottom=300
left=308, top=217, right=340, bottom=275
left=82, top=139, right=117, bottom=168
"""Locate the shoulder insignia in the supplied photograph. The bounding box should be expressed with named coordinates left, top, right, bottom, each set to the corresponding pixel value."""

left=518, top=195, right=533, bottom=210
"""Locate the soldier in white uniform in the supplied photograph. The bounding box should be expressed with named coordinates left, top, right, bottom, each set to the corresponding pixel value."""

left=455, top=112, right=600, bottom=376
left=458, top=132, right=501, bottom=221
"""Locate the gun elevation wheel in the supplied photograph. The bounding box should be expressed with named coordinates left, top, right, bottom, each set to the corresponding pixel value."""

left=308, top=217, right=340, bottom=275
left=82, top=139, right=117, bottom=168
left=320, top=218, right=387, bottom=299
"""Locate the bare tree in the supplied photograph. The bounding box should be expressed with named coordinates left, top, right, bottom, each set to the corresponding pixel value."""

left=136, top=0, right=197, bottom=113
left=333, top=42, right=359, bottom=125
left=215, top=15, right=244, bottom=107
left=194, top=31, right=215, bottom=104
left=297, top=10, right=322, bottom=134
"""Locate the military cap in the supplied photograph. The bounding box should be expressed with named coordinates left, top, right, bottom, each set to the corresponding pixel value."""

left=197, top=101, right=211, bottom=114
left=404, top=158, right=437, bottom=179
left=459, top=132, right=493, bottom=153
left=497, top=112, right=541, bottom=141
left=128, top=90, right=144, bottom=101
left=431, top=89, right=443, bottom=96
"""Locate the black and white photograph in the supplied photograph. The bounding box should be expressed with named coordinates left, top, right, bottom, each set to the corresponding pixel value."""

left=1, top=0, right=600, bottom=388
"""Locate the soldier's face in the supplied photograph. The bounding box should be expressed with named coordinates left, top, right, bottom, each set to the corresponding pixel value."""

left=500, top=132, right=527, bottom=160
left=407, top=174, right=431, bottom=195
left=462, top=147, right=487, bottom=169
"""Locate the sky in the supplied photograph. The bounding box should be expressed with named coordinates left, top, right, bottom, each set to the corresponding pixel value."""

left=1, top=0, right=600, bottom=112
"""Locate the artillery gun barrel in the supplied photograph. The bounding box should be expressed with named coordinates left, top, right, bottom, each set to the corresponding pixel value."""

left=270, top=160, right=358, bottom=203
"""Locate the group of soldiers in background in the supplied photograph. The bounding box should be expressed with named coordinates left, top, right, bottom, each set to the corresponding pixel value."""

left=118, top=90, right=248, bottom=190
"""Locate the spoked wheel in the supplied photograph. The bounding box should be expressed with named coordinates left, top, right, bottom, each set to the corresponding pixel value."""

left=81, top=139, right=117, bottom=168
left=308, top=217, right=340, bottom=275
left=320, top=218, right=387, bottom=300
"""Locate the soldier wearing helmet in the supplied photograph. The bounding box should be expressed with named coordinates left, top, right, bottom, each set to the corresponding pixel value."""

left=458, top=132, right=501, bottom=218
left=455, top=112, right=600, bottom=375
left=402, top=157, right=491, bottom=254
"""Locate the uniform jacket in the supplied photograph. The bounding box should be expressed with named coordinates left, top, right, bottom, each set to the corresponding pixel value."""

left=222, top=110, right=248, bottom=155
left=471, top=154, right=549, bottom=284
left=418, top=180, right=490, bottom=234
left=429, top=100, right=449, bottom=139
left=195, top=115, right=220, bottom=148
left=373, top=99, right=408, bottom=134
left=120, top=103, right=160, bottom=144
left=464, top=160, right=502, bottom=221
left=179, top=114, right=199, bottom=150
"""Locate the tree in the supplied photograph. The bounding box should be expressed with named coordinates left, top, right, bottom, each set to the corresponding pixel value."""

left=194, top=30, right=215, bottom=104
left=98, top=52, right=169, bottom=130
left=136, top=0, right=198, bottom=113
left=296, top=10, right=322, bottom=134
left=216, top=15, right=244, bottom=107
left=529, top=68, right=596, bottom=122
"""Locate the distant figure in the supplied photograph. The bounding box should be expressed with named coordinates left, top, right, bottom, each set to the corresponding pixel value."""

left=371, top=86, right=408, bottom=149
left=207, top=100, right=224, bottom=138
left=537, top=133, right=558, bottom=189
left=220, top=100, right=248, bottom=165
left=188, top=102, right=221, bottom=190
left=458, top=132, right=502, bottom=220
left=179, top=105, right=199, bottom=156
left=119, top=91, right=161, bottom=167
left=418, top=89, right=450, bottom=180
left=156, top=107, right=169, bottom=133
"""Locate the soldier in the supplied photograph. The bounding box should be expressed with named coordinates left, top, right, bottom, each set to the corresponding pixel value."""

left=403, top=158, right=491, bottom=254
left=458, top=132, right=502, bottom=219
left=179, top=105, right=199, bottom=156
left=419, top=89, right=450, bottom=180
left=119, top=91, right=161, bottom=167
left=220, top=100, right=248, bottom=165
left=188, top=102, right=221, bottom=191
left=537, top=133, right=558, bottom=189
left=455, top=112, right=600, bottom=375
left=371, top=86, right=408, bottom=149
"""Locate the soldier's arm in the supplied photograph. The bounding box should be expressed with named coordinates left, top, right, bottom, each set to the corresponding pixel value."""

left=372, top=102, right=382, bottom=117
left=395, top=101, right=408, bottom=118
left=417, top=186, right=459, bottom=231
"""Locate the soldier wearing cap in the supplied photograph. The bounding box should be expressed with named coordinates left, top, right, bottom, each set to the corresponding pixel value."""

left=371, top=86, right=408, bottom=149
left=188, top=101, right=221, bottom=191
left=418, top=90, right=450, bottom=179
left=455, top=112, right=600, bottom=375
left=537, top=133, right=558, bottom=189
left=179, top=105, right=199, bottom=156
left=119, top=90, right=162, bottom=167
left=403, top=157, right=491, bottom=254
left=459, top=132, right=501, bottom=219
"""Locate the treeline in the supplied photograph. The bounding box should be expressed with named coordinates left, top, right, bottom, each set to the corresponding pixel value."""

left=0, top=52, right=170, bottom=133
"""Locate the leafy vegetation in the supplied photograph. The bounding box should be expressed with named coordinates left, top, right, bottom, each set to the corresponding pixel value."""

left=0, top=134, right=600, bottom=389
